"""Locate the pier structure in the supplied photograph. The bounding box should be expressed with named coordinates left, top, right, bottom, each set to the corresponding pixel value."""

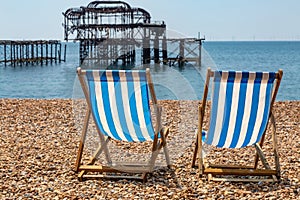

left=166, top=37, right=205, bottom=67
left=0, top=40, right=66, bottom=66
left=63, top=1, right=204, bottom=68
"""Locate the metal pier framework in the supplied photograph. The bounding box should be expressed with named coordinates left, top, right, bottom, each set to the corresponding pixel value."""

left=63, top=1, right=204, bottom=68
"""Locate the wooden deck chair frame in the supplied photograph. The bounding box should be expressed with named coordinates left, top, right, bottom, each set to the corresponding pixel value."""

left=75, top=67, right=171, bottom=182
left=192, top=68, right=283, bottom=182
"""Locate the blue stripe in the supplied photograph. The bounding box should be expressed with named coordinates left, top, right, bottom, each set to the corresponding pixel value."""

left=206, top=71, right=222, bottom=145
left=229, top=72, right=249, bottom=148
left=100, top=71, right=122, bottom=140
left=86, top=71, right=108, bottom=137
left=241, top=73, right=262, bottom=147
left=255, top=74, right=274, bottom=143
left=140, top=80, right=155, bottom=140
left=268, top=72, right=276, bottom=82
left=85, top=70, right=154, bottom=142
left=126, top=71, right=145, bottom=141
left=112, top=71, right=133, bottom=142
left=217, top=72, right=235, bottom=147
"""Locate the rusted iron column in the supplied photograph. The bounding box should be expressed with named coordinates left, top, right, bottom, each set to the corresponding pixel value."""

left=162, top=35, right=167, bottom=65
left=195, top=33, right=205, bottom=67
left=179, top=39, right=185, bottom=67
left=143, top=28, right=151, bottom=64
left=154, top=36, right=160, bottom=64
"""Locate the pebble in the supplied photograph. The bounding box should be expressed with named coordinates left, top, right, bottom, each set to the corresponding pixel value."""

left=0, top=99, right=299, bottom=199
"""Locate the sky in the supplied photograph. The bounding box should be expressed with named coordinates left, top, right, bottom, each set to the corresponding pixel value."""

left=0, top=0, right=300, bottom=41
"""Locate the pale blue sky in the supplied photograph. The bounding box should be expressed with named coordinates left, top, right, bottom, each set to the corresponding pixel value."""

left=1, top=0, right=300, bottom=41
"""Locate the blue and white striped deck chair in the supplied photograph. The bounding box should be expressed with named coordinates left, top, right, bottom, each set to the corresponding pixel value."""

left=75, top=67, right=171, bottom=181
left=192, top=68, right=283, bottom=182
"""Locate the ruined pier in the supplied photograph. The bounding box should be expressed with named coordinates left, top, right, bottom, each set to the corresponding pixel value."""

left=0, top=40, right=66, bottom=66
left=63, top=1, right=204, bottom=68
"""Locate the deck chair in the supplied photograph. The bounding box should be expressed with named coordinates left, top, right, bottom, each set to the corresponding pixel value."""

left=192, top=68, right=283, bottom=182
left=75, top=67, right=171, bottom=181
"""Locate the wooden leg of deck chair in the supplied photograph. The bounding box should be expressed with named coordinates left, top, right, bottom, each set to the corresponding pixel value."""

left=192, top=134, right=198, bottom=168
left=270, top=113, right=281, bottom=179
left=148, top=127, right=169, bottom=171
left=254, top=127, right=267, bottom=169
left=142, top=173, right=148, bottom=183
left=197, top=108, right=204, bottom=176
left=255, top=144, right=277, bottom=182
left=96, top=129, right=112, bottom=164
left=148, top=140, right=162, bottom=171
left=88, top=137, right=110, bottom=165
left=161, top=127, right=171, bottom=168
left=255, top=144, right=271, bottom=170
left=78, top=128, right=111, bottom=181
left=198, top=131, right=203, bottom=176
left=75, top=109, right=91, bottom=172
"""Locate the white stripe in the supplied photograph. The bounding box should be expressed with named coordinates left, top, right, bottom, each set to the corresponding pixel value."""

left=106, top=71, right=127, bottom=141
left=93, top=71, right=113, bottom=138
left=119, top=72, right=140, bottom=141
left=211, top=72, right=228, bottom=146
left=249, top=73, right=269, bottom=145
left=132, top=72, right=152, bottom=141
left=105, top=70, right=114, bottom=82
left=236, top=73, right=255, bottom=148
left=223, top=72, right=242, bottom=148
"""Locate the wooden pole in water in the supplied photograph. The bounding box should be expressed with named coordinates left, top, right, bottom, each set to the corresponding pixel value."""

left=13, top=43, right=16, bottom=67
left=41, top=43, right=43, bottom=65
left=25, top=44, right=29, bottom=66
left=36, top=43, right=39, bottom=64
left=31, top=44, right=34, bottom=64
left=46, top=42, right=48, bottom=65
left=4, top=44, right=6, bottom=66
left=64, top=44, right=67, bottom=62
left=59, top=43, right=62, bottom=62
left=50, top=43, right=53, bottom=64
left=20, top=44, right=23, bottom=66
left=10, top=43, right=12, bottom=66
left=55, top=43, right=57, bottom=63
left=16, top=43, right=19, bottom=65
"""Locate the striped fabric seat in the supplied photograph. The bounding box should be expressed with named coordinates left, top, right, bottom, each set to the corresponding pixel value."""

left=205, top=71, right=276, bottom=148
left=85, top=69, right=156, bottom=142
left=75, top=67, right=171, bottom=181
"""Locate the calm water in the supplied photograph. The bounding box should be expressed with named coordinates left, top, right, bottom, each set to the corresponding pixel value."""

left=0, top=41, right=299, bottom=100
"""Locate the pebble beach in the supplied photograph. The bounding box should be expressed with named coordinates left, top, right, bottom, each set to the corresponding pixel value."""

left=0, top=99, right=299, bottom=199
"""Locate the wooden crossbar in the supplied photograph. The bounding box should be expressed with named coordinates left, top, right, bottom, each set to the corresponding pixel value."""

left=80, top=174, right=146, bottom=181
left=79, top=165, right=152, bottom=173
left=206, top=164, right=255, bottom=169
left=203, top=168, right=277, bottom=176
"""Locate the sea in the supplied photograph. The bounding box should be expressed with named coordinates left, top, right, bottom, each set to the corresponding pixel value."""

left=0, top=41, right=299, bottom=101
